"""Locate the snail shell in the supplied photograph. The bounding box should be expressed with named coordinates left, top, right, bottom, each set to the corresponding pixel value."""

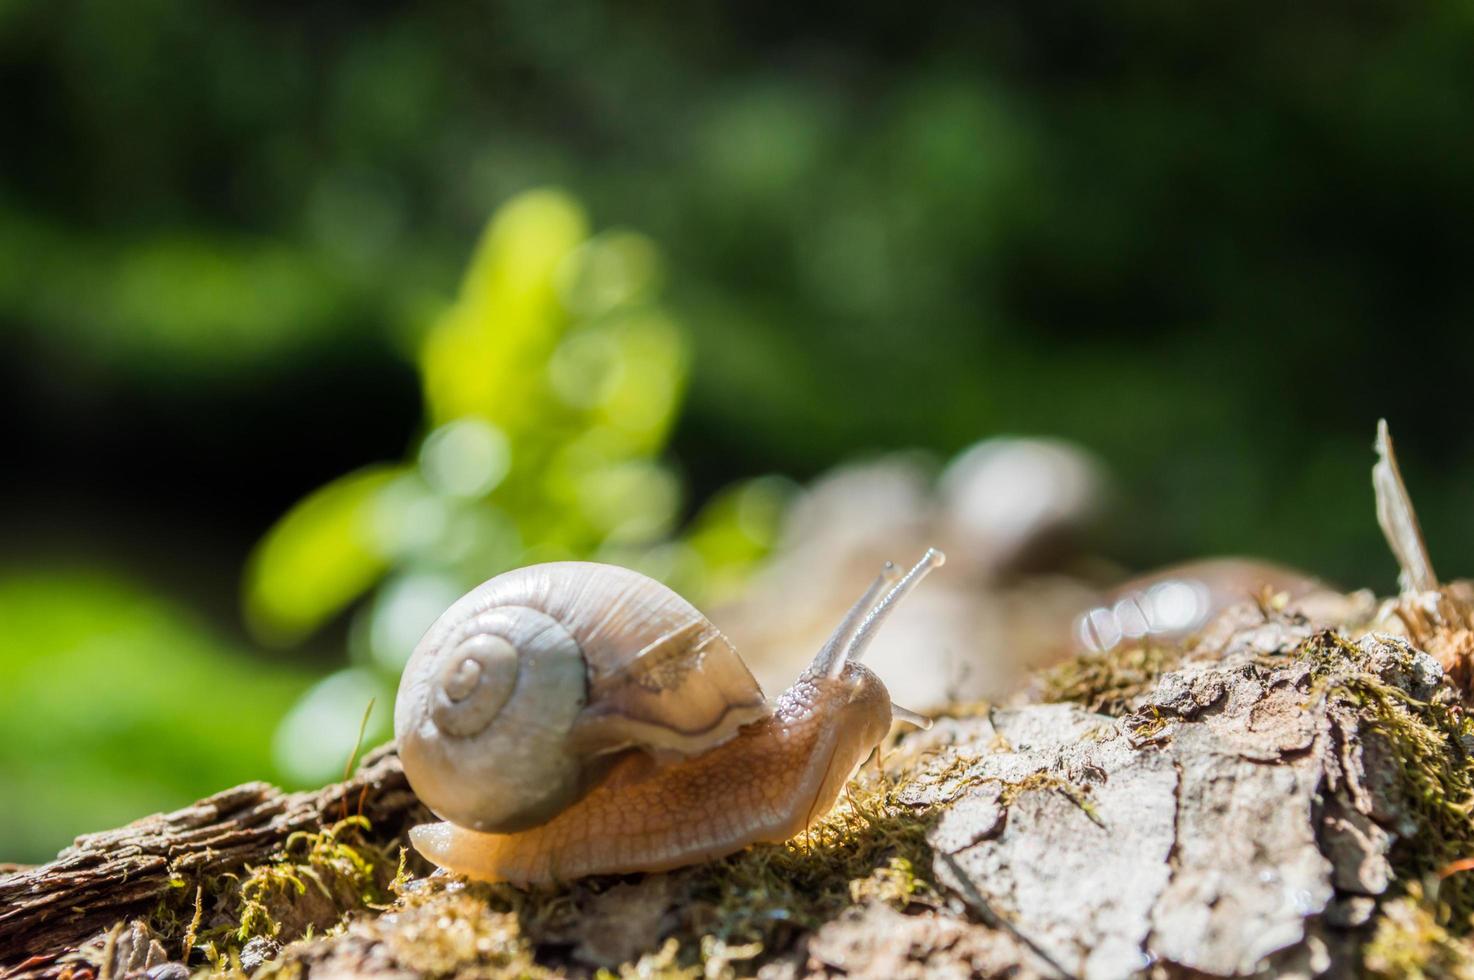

left=394, top=562, right=769, bottom=833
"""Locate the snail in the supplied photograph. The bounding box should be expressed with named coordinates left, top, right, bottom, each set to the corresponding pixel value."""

left=394, top=549, right=943, bottom=884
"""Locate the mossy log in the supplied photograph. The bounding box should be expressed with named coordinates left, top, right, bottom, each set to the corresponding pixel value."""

left=0, top=746, right=422, bottom=974
left=4, top=607, right=1474, bottom=978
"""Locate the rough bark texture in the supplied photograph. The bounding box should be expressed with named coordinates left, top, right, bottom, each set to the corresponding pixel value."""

left=2, top=608, right=1468, bottom=979
left=905, top=628, right=1445, bottom=979
left=0, top=746, right=420, bottom=972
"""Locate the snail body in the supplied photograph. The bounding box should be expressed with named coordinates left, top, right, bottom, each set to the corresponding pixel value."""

left=395, top=550, right=943, bottom=884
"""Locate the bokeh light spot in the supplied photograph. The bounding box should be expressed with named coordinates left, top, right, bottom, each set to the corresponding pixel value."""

left=420, top=418, right=512, bottom=499
left=272, top=668, right=392, bottom=788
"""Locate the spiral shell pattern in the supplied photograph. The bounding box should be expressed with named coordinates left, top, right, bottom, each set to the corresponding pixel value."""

left=394, top=562, right=769, bottom=834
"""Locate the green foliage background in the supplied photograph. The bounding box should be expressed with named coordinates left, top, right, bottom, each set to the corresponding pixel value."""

left=4, top=0, right=1474, bottom=861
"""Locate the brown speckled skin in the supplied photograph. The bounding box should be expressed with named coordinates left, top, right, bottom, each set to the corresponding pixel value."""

left=409, top=663, right=894, bottom=884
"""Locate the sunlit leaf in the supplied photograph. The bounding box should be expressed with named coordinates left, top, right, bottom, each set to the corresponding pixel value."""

left=250, top=188, right=708, bottom=659
left=548, top=312, right=688, bottom=454
left=595, top=311, right=689, bottom=453
left=244, top=465, right=404, bottom=645
left=556, top=230, right=664, bottom=318
left=575, top=458, right=682, bottom=544
left=682, top=475, right=796, bottom=602
left=419, top=417, right=512, bottom=498
left=420, top=188, right=589, bottom=428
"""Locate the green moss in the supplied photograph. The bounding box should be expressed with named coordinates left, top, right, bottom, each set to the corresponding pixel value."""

left=253, top=772, right=939, bottom=979
left=149, top=815, right=402, bottom=968
left=1039, top=642, right=1185, bottom=715
left=334, top=888, right=557, bottom=979
left=684, top=775, right=937, bottom=954
left=230, top=816, right=396, bottom=944
left=1338, top=673, right=1474, bottom=929
left=1297, top=629, right=1365, bottom=679
left=1124, top=706, right=1171, bottom=744
left=1365, top=883, right=1474, bottom=979
left=1290, top=628, right=1474, bottom=963
left=598, top=939, right=702, bottom=980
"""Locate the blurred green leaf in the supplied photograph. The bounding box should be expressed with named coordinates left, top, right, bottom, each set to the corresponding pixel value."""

left=681, top=476, right=795, bottom=602
left=592, top=312, right=689, bottom=454
left=420, top=189, right=589, bottom=428
left=556, top=230, right=665, bottom=318
left=245, top=465, right=405, bottom=645
left=0, top=567, right=313, bottom=862
left=0, top=213, right=354, bottom=371
left=419, top=418, right=513, bottom=499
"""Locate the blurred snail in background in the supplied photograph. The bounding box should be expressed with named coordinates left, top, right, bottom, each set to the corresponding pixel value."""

left=1071, top=558, right=1328, bottom=653
left=394, top=549, right=944, bottom=884
left=718, top=438, right=1109, bottom=709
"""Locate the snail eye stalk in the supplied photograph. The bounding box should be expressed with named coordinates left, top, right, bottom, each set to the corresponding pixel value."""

left=832, top=548, right=946, bottom=677
left=809, top=561, right=901, bottom=680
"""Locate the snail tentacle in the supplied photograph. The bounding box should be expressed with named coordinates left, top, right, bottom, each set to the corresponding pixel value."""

left=811, top=561, right=901, bottom=680
left=840, top=548, right=945, bottom=667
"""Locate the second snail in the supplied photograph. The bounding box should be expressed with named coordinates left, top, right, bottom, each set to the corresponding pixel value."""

left=393, top=548, right=945, bottom=884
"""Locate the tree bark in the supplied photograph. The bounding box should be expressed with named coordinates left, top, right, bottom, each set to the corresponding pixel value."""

left=0, top=746, right=418, bottom=972
left=2, top=611, right=1468, bottom=979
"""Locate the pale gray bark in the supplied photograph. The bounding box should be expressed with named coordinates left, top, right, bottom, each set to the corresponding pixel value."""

left=911, top=629, right=1444, bottom=979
